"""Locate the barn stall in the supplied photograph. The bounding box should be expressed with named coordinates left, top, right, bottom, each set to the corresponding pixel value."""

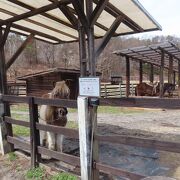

left=114, top=41, right=180, bottom=98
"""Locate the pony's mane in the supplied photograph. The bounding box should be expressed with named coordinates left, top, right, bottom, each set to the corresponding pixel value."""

left=50, top=80, right=70, bottom=99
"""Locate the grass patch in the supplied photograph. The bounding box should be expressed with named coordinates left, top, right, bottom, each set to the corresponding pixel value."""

left=66, top=121, right=78, bottom=129
left=51, top=172, right=77, bottom=180
left=98, top=106, right=147, bottom=114
left=11, top=113, right=29, bottom=121
left=11, top=104, right=28, bottom=112
left=13, top=125, right=30, bottom=137
left=25, top=167, right=45, bottom=180
left=8, top=152, right=17, bottom=161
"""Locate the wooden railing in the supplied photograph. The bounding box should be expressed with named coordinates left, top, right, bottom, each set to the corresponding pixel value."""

left=2, top=95, right=180, bottom=179
left=101, top=83, right=137, bottom=98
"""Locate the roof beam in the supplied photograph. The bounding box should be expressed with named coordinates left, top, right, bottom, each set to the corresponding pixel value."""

left=93, top=0, right=144, bottom=32
left=11, top=24, right=61, bottom=43
left=8, top=0, right=75, bottom=30
left=0, top=8, right=78, bottom=40
left=72, top=0, right=88, bottom=32
left=59, top=5, right=78, bottom=30
left=90, top=0, right=109, bottom=26
left=0, top=23, right=11, bottom=47
left=159, top=47, right=180, bottom=61
left=6, top=34, right=34, bottom=70
left=0, top=0, right=72, bottom=26
left=96, top=16, right=124, bottom=58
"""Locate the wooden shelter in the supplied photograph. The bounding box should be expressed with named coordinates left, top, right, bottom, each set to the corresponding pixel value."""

left=114, top=41, right=180, bottom=97
left=0, top=0, right=162, bottom=179
left=17, top=68, right=81, bottom=99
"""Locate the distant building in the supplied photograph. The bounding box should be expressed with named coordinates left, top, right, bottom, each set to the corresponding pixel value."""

left=17, top=68, right=81, bottom=99
left=17, top=68, right=101, bottom=99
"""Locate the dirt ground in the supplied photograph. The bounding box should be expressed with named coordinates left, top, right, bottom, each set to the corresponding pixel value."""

left=1, top=108, right=180, bottom=179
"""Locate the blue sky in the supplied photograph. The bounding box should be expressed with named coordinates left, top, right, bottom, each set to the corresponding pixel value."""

left=134, top=0, right=180, bottom=38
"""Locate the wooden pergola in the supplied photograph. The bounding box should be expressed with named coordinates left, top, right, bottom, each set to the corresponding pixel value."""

left=114, top=41, right=180, bottom=97
left=0, top=0, right=161, bottom=179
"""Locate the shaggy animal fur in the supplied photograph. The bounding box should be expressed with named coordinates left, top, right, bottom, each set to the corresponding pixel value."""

left=39, top=81, right=70, bottom=151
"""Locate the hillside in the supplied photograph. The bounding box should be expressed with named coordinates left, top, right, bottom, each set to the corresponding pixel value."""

left=5, top=34, right=180, bottom=82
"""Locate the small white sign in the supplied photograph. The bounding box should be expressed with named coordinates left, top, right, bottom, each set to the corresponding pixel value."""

left=79, top=77, right=100, bottom=97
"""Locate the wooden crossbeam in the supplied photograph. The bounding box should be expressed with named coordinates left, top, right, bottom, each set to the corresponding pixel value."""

left=0, top=0, right=71, bottom=26
left=6, top=34, right=34, bottom=70
left=96, top=16, right=124, bottom=58
left=8, top=0, right=75, bottom=30
left=90, top=0, right=109, bottom=26
left=72, top=0, right=88, bottom=32
left=59, top=5, right=78, bottom=30
left=0, top=23, right=11, bottom=47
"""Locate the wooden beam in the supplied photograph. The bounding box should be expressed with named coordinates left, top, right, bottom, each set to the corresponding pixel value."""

left=72, top=0, right=88, bottom=32
left=168, top=56, right=173, bottom=84
left=139, top=61, right=143, bottom=83
left=29, top=97, right=41, bottom=167
left=59, top=5, right=78, bottom=30
left=93, top=0, right=143, bottom=32
left=96, top=16, right=124, bottom=58
left=0, top=8, right=77, bottom=40
left=8, top=0, right=75, bottom=30
left=90, top=0, right=109, bottom=26
left=11, top=24, right=61, bottom=43
left=173, top=71, right=176, bottom=85
left=0, top=0, right=71, bottom=26
left=159, top=51, right=164, bottom=98
left=149, top=64, right=154, bottom=83
left=6, top=34, right=34, bottom=70
left=78, top=0, right=87, bottom=77
left=0, top=23, right=11, bottom=47
left=0, top=27, right=13, bottom=153
left=178, top=61, right=180, bottom=97
left=126, top=56, right=130, bottom=97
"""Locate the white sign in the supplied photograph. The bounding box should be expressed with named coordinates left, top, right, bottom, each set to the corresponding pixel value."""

left=79, top=77, right=100, bottom=97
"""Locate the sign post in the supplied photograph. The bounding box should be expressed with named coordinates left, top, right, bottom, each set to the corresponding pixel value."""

left=78, top=77, right=100, bottom=180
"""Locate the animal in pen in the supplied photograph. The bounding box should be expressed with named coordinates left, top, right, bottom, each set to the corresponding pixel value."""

left=39, top=81, right=70, bottom=152
left=135, top=82, right=176, bottom=97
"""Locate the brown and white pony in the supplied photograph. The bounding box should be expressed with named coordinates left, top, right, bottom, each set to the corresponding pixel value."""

left=39, top=81, right=70, bottom=151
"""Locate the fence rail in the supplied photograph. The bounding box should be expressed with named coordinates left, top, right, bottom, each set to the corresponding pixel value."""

left=101, top=83, right=137, bottom=98
left=2, top=95, right=180, bottom=179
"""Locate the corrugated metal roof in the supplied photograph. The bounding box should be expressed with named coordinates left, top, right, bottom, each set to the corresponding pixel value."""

left=114, top=41, right=180, bottom=71
left=0, top=0, right=161, bottom=44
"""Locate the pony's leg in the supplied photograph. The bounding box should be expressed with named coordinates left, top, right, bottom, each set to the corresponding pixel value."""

left=47, top=132, right=56, bottom=150
left=40, top=131, right=47, bottom=146
left=39, top=119, right=47, bottom=147
left=56, top=134, right=64, bottom=152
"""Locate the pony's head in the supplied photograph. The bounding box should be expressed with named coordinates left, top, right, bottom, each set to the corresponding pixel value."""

left=50, top=80, right=70, bottom=99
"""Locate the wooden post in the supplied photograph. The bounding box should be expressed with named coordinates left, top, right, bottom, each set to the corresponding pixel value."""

left=159, top=51, right=164, bottom=98
left=29, top=97, right=41, bottom=168
left=0, top=26, right=13, bottom=154
left=168, top=56, right=173, bottom=84
left=139, top=61, right=143, bottom=83
left=149, top=64, right=154, bottom=83
left=119, top=82, right=122, bottom=97
left=178, top=61, right=180, bottom=97
left=78, top=0, right=87, bottom=77
left=126, top=56, right=130, bottom=97
left=78, top=97, right=90, bottom=180
left=173, top=71, right=176, bottom=85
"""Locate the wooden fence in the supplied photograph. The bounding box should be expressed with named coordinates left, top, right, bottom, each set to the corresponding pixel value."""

left=2, top=95, right=180, bottom=179
left=7, top=82, right=26, bottom=96
left=101, top=83, right=137, bottom=98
